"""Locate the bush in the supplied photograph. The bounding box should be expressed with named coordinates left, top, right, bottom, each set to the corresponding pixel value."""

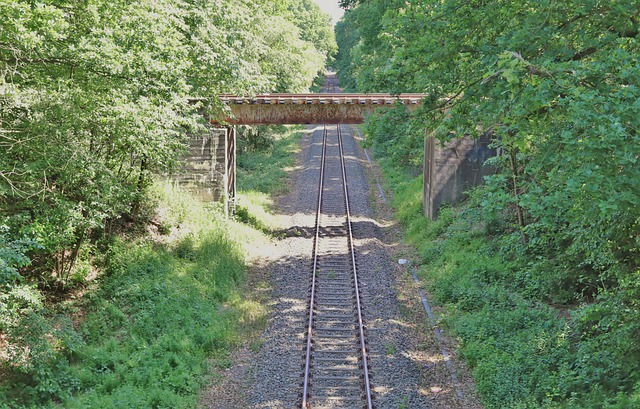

left=375, top=164, right=640, bottom=408
left=0, top=183, right=248, bottom=408
left=362, top=103, right=423, bottom=173
left=0, top=225, right=41, bottom=286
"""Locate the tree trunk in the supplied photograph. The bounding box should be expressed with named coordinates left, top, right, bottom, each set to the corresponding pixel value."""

left=509, top=149, right=528, bottom=245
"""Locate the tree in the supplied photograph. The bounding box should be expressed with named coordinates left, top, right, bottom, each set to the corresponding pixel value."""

left=335, top=0, right=640, bottom=405
left=1, top=0, right=335, bottom=287
left=337, top=0, right=639, bottom=289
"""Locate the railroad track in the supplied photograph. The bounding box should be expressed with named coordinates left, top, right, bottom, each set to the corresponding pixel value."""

left=300, top=120, right=373, bottom=409
left=324, top=74, right=340, bottom=93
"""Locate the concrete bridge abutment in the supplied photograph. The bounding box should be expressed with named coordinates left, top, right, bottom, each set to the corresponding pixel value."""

left=175, top=125, right=236, bottom=217
left=423, top=133, right=495, bottom=219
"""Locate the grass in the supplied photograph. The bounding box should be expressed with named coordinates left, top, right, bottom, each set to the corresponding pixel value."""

left=0, top=124, right=316, bottom=408
left=236, top=125, right=302, bottom=196
left=384, top=342, right=397, bottom=356
left=0, top=180, right=270, bottom=408
left=235, top=125, right=303, bottom=233
left=66, top=237, right=242, bottom=407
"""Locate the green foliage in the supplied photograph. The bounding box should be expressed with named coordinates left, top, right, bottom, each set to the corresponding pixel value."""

left=237, top=125, right=302, bottom=195
left=379, top=165, right=640, bottom=407
left=237, top=125, right=291, bottom=153
left=288, top=0, right=338, bottom=64
left=339, top=3, right=639, bottom=405
left=0, top=225, right=43, bottom=340
left=1, top=1, right=332, bottom=406
left=338, top=0, right=639, bottom=298
left=1, top=311, right=84, bottom=405
left=362, top=103, right=423, bottom=172
left=365, top=100, right=638, bottom=408
left=67, top=235, right=242, bottom=408
left=233, top=125, right=304, bottom=235
left=0, top=225, right=40, bottom=285
left=0, top=0, right=335, bottom=291
left=0, top=183, right=249, bottom=408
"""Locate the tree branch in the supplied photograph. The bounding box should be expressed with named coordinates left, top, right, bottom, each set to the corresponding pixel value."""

left=509, top=51, right=573, bottom=77
left=569, top=46, right=598, bottom=61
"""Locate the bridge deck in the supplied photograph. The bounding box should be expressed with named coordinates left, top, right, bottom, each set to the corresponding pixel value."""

left=217, top=93, right=426, bottom=124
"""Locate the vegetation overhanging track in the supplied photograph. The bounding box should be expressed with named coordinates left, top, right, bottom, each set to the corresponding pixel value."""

left=301, top=123, right=373, bottom=409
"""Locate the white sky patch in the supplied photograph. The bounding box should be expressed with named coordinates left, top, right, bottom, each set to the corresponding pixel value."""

left=311, top=0, right=345, bottom=25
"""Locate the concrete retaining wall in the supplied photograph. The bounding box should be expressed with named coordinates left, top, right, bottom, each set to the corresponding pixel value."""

left=423, top=134, right=495, bottom=219
left=175, top=127, right=228, bottom=202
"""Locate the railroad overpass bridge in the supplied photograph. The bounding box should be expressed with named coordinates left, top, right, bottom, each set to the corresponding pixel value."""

left=178, top=93, right=493, bottom=219
left=218, top=93, right=424, bottom=124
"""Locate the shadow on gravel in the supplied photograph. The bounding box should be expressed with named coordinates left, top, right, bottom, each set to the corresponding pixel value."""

left=250, top=215, right=445, bottom=408
left=276, top=219, right=385, bottom=241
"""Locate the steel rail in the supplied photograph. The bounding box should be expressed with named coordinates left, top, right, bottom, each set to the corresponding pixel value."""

left=301, top=77, right=372, bottom=408
left=337, top=124, right=373, bottom=409
left=301, top=124, right=328, bottom=408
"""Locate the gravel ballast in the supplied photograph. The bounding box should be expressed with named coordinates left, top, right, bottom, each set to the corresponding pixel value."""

left=200, top=123, right=483, bottom=408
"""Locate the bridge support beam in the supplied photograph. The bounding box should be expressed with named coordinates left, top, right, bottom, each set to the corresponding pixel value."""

left=423, top=134, right=495, bottom=219
left=226, top=125, right=236, bottom=217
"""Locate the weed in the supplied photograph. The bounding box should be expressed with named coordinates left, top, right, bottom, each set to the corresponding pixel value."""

left=249, top=339, right=264, bottom=353
left=384, top=342, right=397, bottom=356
